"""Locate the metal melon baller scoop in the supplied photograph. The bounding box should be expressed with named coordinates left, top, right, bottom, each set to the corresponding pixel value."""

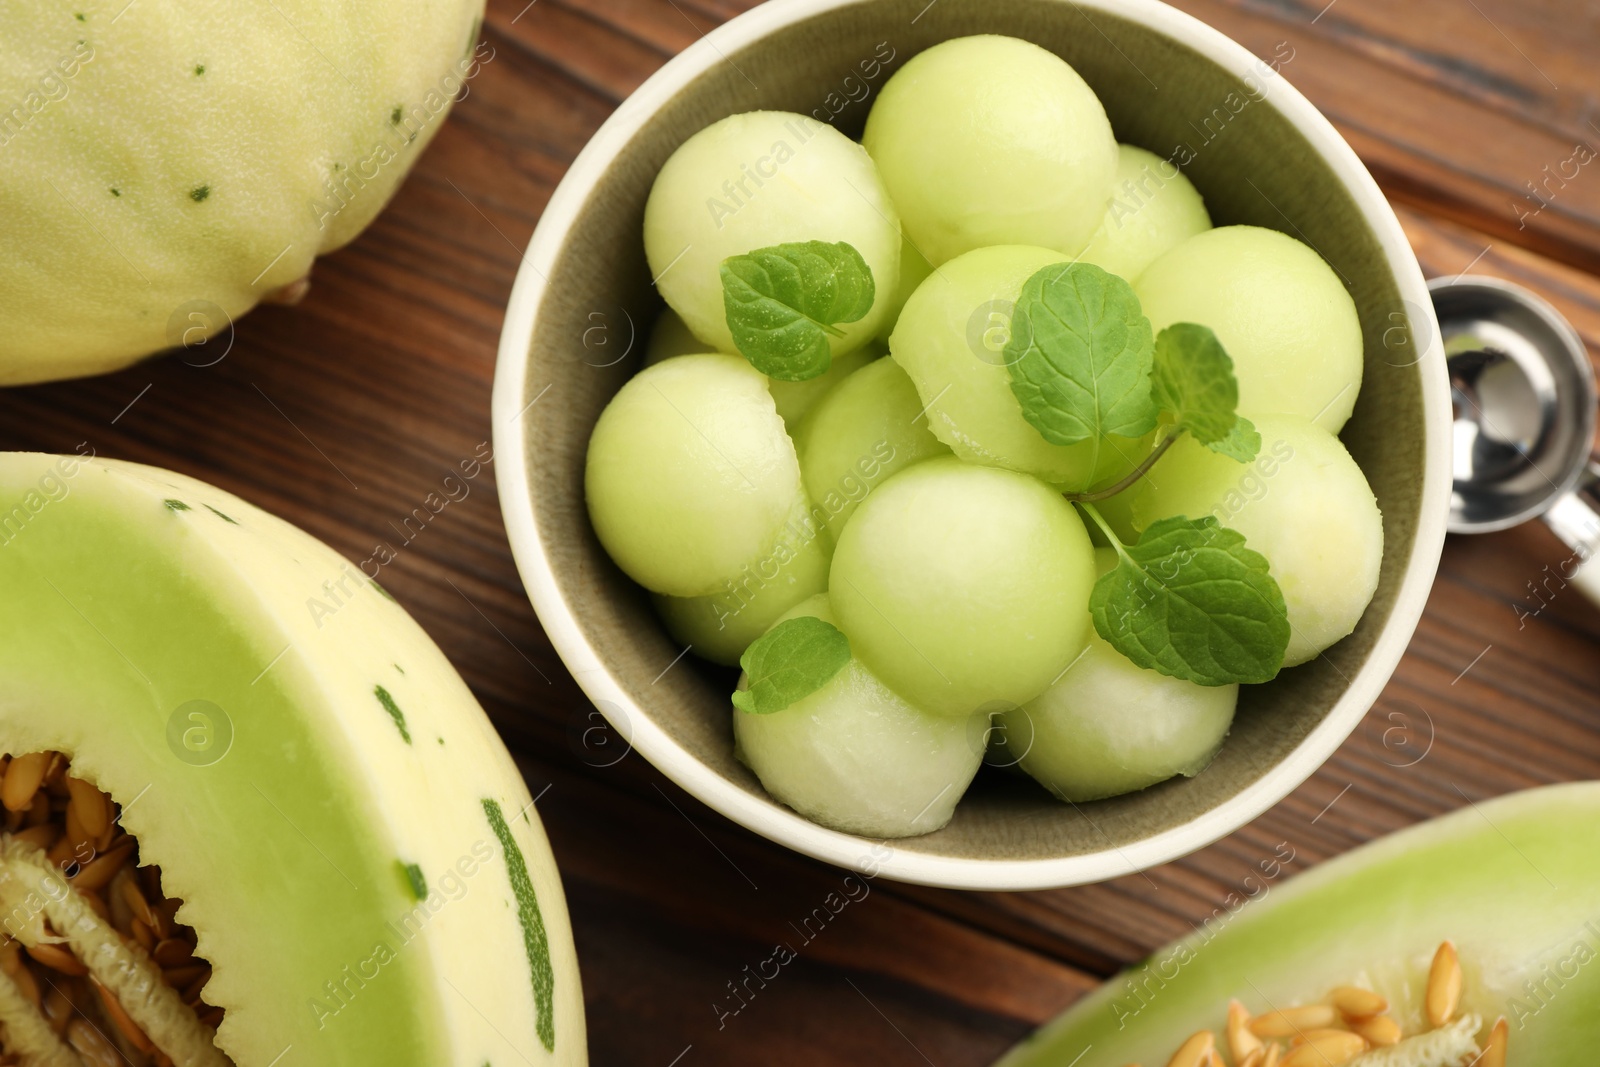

left=1433, top=274, right=1600, bottom=608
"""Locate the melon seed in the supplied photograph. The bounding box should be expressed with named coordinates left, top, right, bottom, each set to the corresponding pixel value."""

left=1164, top=1030, right=1214, bottom=1067
left=1425, top=941, right=1462, bottom=1027
left=2, top=754, right=50, bottom=812
left=1249, top=1005, right=1337, bottom=1038
left=1329, top=985, right=1386, bottom=1019
left=1348, top=1013, right=1402, bottom=1046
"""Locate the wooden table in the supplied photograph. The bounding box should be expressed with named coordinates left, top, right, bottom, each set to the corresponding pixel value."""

left=7, top=1, right=1599, bottom=1063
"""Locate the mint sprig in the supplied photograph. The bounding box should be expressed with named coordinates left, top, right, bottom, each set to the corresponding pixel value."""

left=721, top=240, right=875, bottom=382
left=1082, top=506, right=1290, bottom=686
left=732, top=615, right=852, bottom=714
left=1005, top=262, right=1159, bottom=446
left=1151, top=322, right=1260, bottom=462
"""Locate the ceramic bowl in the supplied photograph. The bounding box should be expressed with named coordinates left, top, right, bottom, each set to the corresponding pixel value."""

left=493, top=0, right=1450, bottom=889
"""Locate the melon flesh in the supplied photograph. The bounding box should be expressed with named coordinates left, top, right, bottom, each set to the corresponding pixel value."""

left=996, top=783, right=1600, bottom=1067
left=0, top=452, right=585, bottom=1066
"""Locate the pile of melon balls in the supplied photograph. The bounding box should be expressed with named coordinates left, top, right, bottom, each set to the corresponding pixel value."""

left=585, top=35, right=1383, bottom=838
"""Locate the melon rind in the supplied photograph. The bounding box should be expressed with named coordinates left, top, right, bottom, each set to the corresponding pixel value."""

left=0, top=452, right=585, bottom=1066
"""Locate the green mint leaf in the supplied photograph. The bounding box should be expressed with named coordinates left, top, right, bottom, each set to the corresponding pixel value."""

left=1089, top=514, right=1289, bottom=686
left=1150, top=322, right=1261, bottom=461
left=732, top=615, right=852, bottom=714
left=1005, top=262, right=1159, bottom=445
left=1207, top=415, right=1261, bottom=463
left=721, top=240, right=875, bottom=382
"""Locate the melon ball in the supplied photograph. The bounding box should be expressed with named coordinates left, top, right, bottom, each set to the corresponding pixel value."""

left=1133, top=414, right=1383, bottom=667
left=644, top=110, right=901, bottom=358
left=1135, top=225, right=1363, bottom=432
left=890, top=244, right=1154, bottom=491
left=862, top=35, right=1116, bottom=264
left=1078, top=145, right=1211, bottom=283
left=830, top=458, right=1096, bottom=717
left=768, top=342, right=882, bottom=429
left=997, top=551, right=1237, bottom=802
left=643, top=306, right=709, bottom=367
left=586, top=354, right=803, bottom=597
left=793, top=356, right=951, bottom=540
left=654, top=503, right=831, bottom=666
left=733, top=594, right=983, bottom=837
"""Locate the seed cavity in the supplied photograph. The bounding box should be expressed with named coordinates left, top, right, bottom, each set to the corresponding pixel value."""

left=0, top=751, right=232, bottom=1066
left=374, top=685, right=412, bottom=744
left=482, top=798, right=555, bottom=1053
left=1344, top=1013, right=1481, bottom=1066
left=1160, top=944, right=1496, bottom=1067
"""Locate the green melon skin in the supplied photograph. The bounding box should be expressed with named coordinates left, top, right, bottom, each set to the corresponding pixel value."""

left=0, top=1, right=484, bottom=385
left=0, top=452, right=585, bottom=1066
left=996, top=783, right=1600, bottom=1067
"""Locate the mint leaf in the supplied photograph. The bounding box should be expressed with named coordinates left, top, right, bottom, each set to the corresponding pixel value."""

left=1151, top=322, right=1260, bottom=461
left=1207, top=416, right=1261, bottom=463
left=1005, top=262, right=1158, bottom=445
left=721, top=241, right=875, bottom=382
left=732, top=615, right=852, bottom=714
left=1089, top=514, right=1289, bottom=686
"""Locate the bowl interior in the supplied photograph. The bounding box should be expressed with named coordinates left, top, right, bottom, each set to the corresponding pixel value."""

left=512, top=0, right=1427, bottom=866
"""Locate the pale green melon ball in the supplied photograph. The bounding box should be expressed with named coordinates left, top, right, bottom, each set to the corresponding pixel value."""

left=733, top=594, right=983, bottom=837
left=876, top=235, right=936, bottom=342
left=1078, top=145, right=1211, bottom=283
left=1135, top=225, right=1364, bottom=432
left=890, top=244, right=1155, bottom=491
left=1004, top=633, right=1237, bottom=802
left=644, top=110, right=901, bottom=358
left=862, top=35, right=1116, bottom=264
left=654, top=503, right=831, bottom=666
left=998, top=550, right=1237, bottom=802
left=830, top=458, right=1096, bottom=717
left=643, top=306, right=710, bottom=367
left=767, top=341, right=882, bottom=429
left=1132, top=414, right=1383, bottom=667
left=793, top=356, right=951, bottom=540
left=586, top=354, right=803, bottom=597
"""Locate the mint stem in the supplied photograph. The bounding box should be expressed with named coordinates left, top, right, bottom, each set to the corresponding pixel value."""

left=1076, top=501, right=1134, bottom=563
left=1063, top=433, right=1177, bottom=504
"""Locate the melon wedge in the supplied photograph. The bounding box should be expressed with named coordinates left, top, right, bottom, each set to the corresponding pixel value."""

left=0, top=451, right=584, bottom=1065
left=997, top=782, right=1600, bottom=1067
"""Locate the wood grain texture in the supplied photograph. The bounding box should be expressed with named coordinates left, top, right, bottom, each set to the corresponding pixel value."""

left=3, top=2, right=1598, bottom=1064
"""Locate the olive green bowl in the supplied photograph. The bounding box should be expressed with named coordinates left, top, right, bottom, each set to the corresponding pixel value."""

left=492, top=0, right=1450, bottom=889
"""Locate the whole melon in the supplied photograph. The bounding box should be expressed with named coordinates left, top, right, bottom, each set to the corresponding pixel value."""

left=0, top=1, right=486, bottom=384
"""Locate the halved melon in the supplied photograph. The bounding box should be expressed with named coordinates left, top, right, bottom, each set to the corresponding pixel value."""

left=998, top=782, right=1600, bottom=1066
left=0, top=452, right=585, bottom=1065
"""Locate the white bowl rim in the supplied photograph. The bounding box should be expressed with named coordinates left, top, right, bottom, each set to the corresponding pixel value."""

left=492, top=0, right=1452, bottom=890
